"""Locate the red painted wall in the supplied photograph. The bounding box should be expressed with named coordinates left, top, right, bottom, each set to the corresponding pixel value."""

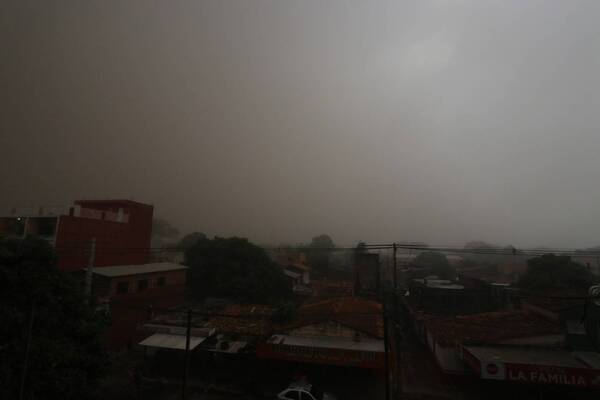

left=54, top=200, right=153, bottom=271
left=106, top=284, right=187, bottom=350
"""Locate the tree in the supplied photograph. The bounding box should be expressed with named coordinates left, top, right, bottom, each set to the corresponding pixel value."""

left=0, top=238, right=109, bottom=400
left=184, top=237, right=290, bottom=303
left=414, top=251, right=456, bottom=280
left=518, top=254, right=597, bottom=292
left=307, top=234, right=335, bottom=276
left=152, top=218, right=179, bottom=240
left=178, top=232, right=208, bottom=250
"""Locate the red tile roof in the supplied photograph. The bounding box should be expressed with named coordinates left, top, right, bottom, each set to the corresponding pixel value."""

left=309, top=279, right=354, bottom=297
left=425, top=310, right=562, bottom=347
left=220, top=304, right=275, bottom=317
left=520, top=289, right=587, bottom=313
left=207, top=316, right=273, bottom=337
left=289, top=296, right=383, bottom=338
left=207, top=304, right=276, bottom=337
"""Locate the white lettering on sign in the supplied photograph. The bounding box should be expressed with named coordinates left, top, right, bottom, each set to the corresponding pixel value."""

left=508, top=369, right=587, bottom=387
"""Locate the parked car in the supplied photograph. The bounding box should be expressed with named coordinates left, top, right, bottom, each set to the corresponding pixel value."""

left=277, top=381, right=337, bottom=400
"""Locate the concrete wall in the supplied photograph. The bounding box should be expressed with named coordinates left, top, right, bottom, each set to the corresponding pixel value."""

left=106, top=285, right=186, bottom=350
left=433, top=342, right=466, bottom=374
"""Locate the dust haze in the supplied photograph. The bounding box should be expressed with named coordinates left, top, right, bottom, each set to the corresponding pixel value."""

left=2, top=1, right=600, bottom=248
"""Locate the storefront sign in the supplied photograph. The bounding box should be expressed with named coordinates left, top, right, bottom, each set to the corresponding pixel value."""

left=257, top=342, right=384, bottom=369
left=462, top=347, right=600, bottom=388
left=505, top=363, right=599, bottom=387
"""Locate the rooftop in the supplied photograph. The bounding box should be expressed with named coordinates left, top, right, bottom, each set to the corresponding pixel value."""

left=521, top=289, right=588, bottom=313
left=425, top=310, right=563, bottom=347
left=290, top=296, right=383, bottom=338
left=464, top=345, right=591, bottom=369
left=458, top=268, right=514, bottom=285
left=309, top=279, right=354, bottom=297
left=220, top=304, right=276, bottom=317
left=413, top=278, right=464, bottom=290
left=92, top=262, right=187, bottom=277
left=268, top=334, right=384, bottom=352
left=206, top=304, right=276, bottom=337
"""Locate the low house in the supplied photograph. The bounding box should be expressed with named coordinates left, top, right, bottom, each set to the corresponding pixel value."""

left=407, top=276, right=506, bottom=316
left=203, top=304, right=276, bottom=354
left=409, top=307, right=600, bottom=390
left=462, top=345, right=600, bottom=389
left=89, top=262, right=188, bottom=349
left=309, top=279, right=354, bottom=298
left=258, top=297, right=385, bottom=369
left=421, top=310, right=564, bottom=374
left=139, top=303, right=276, bottom=356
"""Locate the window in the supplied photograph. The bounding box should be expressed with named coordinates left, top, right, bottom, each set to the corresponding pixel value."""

left=156, top=276, right=166, bottom=287
left=137, top=279, right=148, bottom=291
left=116, top=281, right=129, bottom=295
left=34, top=217, right=58, bottom=236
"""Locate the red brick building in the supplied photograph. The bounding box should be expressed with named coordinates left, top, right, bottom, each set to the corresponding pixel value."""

left=1, top=199, right=192, bottom=350
left=91, top=262, right=189, bottom=349
left=0, top=199, right=153, bottom=271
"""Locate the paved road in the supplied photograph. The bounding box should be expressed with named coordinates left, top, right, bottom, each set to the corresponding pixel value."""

left=144, top=362, right=384, bottom=400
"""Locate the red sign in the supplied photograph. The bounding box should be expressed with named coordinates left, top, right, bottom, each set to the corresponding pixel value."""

left=486, top=363, right=499, bottom=375
left=506, top=363, right=600, bottom=388
left=462, top=347, right=600, bottom=388
left=257, top=343, right=384, bottom=369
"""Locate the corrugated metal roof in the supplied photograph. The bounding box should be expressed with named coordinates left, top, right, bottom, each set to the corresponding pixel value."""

left=269, top=334, right=384, bottom=352
left=464, top=346, right=588, bottom=368
left=92, top=262, right=188, bottom=277
left=139, top=333, right=206, bottom=350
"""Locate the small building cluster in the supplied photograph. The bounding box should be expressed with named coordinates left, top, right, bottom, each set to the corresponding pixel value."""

left=401, top=265, right=600, bottom=394
left=1, top=199, right=188, bottom=350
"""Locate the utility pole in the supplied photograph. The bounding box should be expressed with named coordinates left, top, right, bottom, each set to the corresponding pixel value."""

left=19, top=301, right=35, bottom=400
left=84, top=238, right=96, bottom=304
left=383, top=298, right=390, bottom=400
left=393, top=243, right=398, bottom=290
left=182, top=309, right=192, bottom=400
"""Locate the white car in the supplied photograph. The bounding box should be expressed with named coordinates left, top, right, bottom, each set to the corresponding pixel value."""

left=277, top=381, right=337, bottom=400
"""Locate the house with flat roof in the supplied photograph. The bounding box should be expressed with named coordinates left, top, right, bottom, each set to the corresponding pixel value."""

left=258, top=297, right=385, bottom=369
left=88, top=262, right=188, bottom=349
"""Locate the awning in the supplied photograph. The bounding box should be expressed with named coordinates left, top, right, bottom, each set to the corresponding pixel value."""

left=257, top=334, right=384, bottom=369
left=139, top=333, right=206, bottom=350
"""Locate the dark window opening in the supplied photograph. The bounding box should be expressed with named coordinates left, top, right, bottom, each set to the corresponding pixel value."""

left=116, top=281, right=129, bottom=294
left=157, top=276, right=166, bottom=287
left=1, top=218, right=25, bottom=237
left=137, top=279, right=148, bottom=291
left=34, top=217, right=58, bottom=236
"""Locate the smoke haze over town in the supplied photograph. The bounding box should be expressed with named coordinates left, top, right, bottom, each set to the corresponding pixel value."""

left=3, top=1, right=600, bottom=248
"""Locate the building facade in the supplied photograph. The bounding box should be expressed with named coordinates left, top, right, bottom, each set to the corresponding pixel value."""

left=0, top=199, right=153, bottom=271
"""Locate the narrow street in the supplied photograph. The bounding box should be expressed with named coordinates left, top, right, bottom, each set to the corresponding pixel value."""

left=396, top=323, right=462, bottom=399
left=133, top=354, right=385, bottom=400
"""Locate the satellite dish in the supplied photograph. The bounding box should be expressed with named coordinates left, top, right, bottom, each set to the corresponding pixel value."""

left=584, top=285, right=600, bottom=350
left=590, top=285, right=600, bottom=307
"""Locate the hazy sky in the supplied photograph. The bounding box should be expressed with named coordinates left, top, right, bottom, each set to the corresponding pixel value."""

left=2, top=1, right=600, bottom=248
